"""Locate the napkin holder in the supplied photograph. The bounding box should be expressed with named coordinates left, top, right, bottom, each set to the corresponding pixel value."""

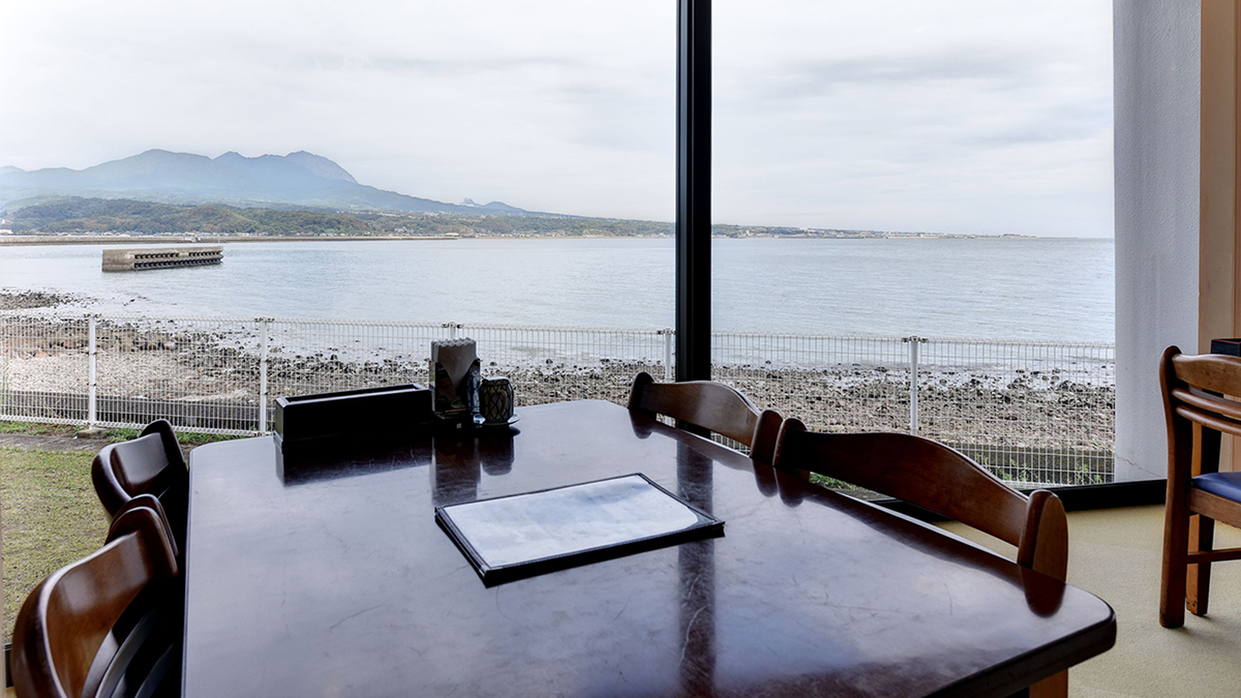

left=274, top=383, right=433, bottom=454
left=431, top=338, right=481, bottom=427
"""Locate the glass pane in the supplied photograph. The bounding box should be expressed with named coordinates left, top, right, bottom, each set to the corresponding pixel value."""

left=711, top=1, right=1116, bottom=487
left=713, top=0, right=1114, bottom=338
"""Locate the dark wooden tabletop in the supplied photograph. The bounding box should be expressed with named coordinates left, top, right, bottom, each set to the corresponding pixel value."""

left=182, top=400, right=1115, bottom=697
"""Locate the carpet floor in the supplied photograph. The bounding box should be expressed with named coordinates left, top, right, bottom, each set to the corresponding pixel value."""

left=943, top=505, right=1241, bottom=697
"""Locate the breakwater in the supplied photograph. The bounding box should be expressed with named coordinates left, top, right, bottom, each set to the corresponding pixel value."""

left=102, top=246, right=223, bottom=271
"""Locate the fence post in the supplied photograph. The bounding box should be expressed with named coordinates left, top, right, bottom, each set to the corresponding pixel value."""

left=258, top=318, right=270, bottom=434
left=662, top=329, right=674, bottom=381
left=445, top=322, right=459, bottom=340
left=88, top=315, right=98, bottom=427
left=905, top=336, right=923, bottom=436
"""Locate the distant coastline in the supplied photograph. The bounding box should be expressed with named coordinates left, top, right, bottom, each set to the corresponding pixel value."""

left=0, top=231, right=1041, bottom=246
left=0, top=196, right=1041, bottom=243
left=0, top=234, right=461, bottom=246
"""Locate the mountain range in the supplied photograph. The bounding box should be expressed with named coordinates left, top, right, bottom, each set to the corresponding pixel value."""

left=0, top=150, right=538, bottom=216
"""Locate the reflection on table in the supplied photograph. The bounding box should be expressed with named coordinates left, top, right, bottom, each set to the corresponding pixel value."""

left=184, top=399, right=1114, bottom=697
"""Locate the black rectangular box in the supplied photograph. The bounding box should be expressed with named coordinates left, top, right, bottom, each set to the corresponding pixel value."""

left=274, top=384, right=433, bottom=453
left=1211, top=338, right=1241, bottom=356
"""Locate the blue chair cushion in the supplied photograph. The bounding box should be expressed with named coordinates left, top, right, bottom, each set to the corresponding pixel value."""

left=1193, top=472, right=1241, bottom=502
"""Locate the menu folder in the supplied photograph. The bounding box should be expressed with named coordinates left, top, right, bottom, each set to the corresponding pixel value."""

left=435, top=473, right=724, bottom=586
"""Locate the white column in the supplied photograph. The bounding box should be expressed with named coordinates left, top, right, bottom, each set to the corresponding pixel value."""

left=1113, top=0, right=1202, bottom=480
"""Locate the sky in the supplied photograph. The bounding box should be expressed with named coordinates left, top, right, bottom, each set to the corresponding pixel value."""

left=0, top=0, right=1114, bottom=237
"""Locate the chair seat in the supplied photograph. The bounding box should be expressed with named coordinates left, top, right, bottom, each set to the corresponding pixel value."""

left=1193, top=472, right=1241, bottom=502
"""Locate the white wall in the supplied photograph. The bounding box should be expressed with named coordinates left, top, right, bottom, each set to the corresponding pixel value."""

left=1113, top=0, right=1201, bottom=480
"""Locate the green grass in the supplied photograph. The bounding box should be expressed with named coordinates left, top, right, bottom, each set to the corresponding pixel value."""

left=0, top=419, right=246, bottom=444
left=0, top=423, right=243, bottom=643
left=97, top=426, right=244, bottom=446
left=2, top=447, right=110, bottom=644
left=0, top=420, right=80, bottom=438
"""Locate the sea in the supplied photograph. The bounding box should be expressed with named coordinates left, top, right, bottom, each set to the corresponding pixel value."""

left=0, top=236, right=1114, bottom=342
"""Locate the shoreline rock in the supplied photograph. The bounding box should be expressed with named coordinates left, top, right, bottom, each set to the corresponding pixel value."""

left=1, top=311, right=1115, bottom=484
left=0, top=289, right=91, bottom=311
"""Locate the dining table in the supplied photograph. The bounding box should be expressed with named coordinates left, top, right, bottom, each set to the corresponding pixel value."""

left=181, top=399, right=1116, bottom=697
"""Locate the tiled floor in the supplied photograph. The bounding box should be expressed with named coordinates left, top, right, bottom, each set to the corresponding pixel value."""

left=943, top=505, right=1241, bottom=697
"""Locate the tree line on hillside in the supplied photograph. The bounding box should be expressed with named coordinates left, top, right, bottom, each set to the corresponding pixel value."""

left=355, top=212, right=673, bottom=237
left=2, top=196, right=929, bottom=239
left=5, top=198, right=370, bottom=236
left=0, top=197, right=680, bottom=237
left=2, top=197, right=677, bottom=237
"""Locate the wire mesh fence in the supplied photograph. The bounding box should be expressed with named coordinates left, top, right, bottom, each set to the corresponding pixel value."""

left=713, top=333, right=913, bottom=433
left=914, top=339, right=1114, bottom=486
left=0, top=314, right=90, bottom=426
left=1, top=311, right=1115, bottom=485
left=711, top=333, right=1115, bottom=486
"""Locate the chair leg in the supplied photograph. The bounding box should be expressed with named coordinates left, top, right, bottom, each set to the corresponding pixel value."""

left=1160, top=480, right=1190, bottom=628
left=1187, top=514, right=1215, bottom=616
left=1187, top=425, right=1222, bottom=617
left=1029, top=669, right=1067, bottom=698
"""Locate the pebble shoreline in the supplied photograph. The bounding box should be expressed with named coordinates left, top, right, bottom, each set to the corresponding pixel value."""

left=2, top=291, right=1116, bottom=483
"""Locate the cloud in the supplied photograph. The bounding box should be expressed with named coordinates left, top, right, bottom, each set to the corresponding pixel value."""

left=755, top=47, right=1045, bottom=99
left=0, top=0, right=1112, bottom=236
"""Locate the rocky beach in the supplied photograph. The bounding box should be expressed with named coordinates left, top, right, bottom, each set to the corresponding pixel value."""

left=2, top=291, right=1116, bottom=486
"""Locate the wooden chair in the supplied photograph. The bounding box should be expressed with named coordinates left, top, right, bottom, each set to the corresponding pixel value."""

left=112, top=493, right=180, bottom=561
left=1158, top=346, right=1241, bottom=628
left=627, top=371, right=782, bottom=463
left=773, top=418, right=1069, bottom=698
left=92, top=419, right=188, bottom=552
left=11, top=504, right=181, bottom=698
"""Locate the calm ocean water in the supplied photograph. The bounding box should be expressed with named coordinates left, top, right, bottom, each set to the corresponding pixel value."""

left=0, top=237, right=1114, bottom=341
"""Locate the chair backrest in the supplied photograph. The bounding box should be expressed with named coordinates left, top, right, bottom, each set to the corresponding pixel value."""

left=12, top=505, right=180, bottom=698
left=112, top=494, right=181, bottom=561
left=92, top=419, right=187, bottom=549
left=1161, top=346, right=1241, bottom=442
left=627, top=371, right=782, bottom=463
left=773, top=418, right=1068, bottom=581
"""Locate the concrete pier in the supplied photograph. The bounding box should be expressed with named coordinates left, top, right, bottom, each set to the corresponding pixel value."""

left=102, top=246, right=223, bottom=271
